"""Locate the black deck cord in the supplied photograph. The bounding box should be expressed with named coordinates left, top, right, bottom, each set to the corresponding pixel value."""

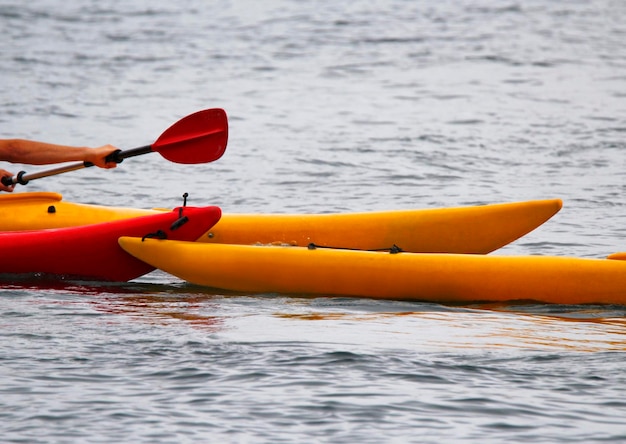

left=171, top=192, right=190, bottom=231
left=142, top=230, right=167, bottom=241
left=307, top=243, right=403, bottom=254
left=142, top=193, right=191, bottom=241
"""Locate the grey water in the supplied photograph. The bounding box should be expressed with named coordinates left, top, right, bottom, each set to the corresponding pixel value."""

left=1, top=0, right=626, bottom=442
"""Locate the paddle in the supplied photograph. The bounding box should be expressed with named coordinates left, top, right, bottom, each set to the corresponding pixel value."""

left=1, top=108, right=228, bottom=186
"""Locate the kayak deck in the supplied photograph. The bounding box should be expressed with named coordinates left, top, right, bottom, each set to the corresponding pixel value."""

left=203, top=198, right=563, bottom=253
left=119, top=238, right=626, bottom=305
left=0, top=192, right=562, bottom=254
left=0, top=206, right=221, bottom=282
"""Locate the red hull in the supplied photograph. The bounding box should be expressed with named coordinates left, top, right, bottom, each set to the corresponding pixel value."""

left=1, top=206, right=221, bottom=281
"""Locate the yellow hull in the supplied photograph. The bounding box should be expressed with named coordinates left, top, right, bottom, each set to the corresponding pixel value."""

left=199, top=198, right=564, bottom=254
left=118, top=238, right=626, bottom=305
left=0, top=192, right=156, bottom=230
left=0, top=192, right=562, bottom=254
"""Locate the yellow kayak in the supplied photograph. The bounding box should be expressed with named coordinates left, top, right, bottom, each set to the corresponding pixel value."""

left=118, top=238, right=626, bottom=305
left=0, top=192, right=562, bottom=254
left=202, top=198, right=562, bottom=254
left=0, top=192, right=156, bottom=229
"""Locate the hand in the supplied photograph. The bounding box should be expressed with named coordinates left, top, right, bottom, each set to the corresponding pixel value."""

left=0, top=169, right=15, bottom=192
left=85, top=145, right=120, bottom=169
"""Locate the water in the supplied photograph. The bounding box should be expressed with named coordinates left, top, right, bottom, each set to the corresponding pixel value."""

left=1, top=0, right=626, bottom=442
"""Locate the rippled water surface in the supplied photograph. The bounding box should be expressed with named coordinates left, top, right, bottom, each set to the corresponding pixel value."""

left=2, top=0, right=626, bottom=442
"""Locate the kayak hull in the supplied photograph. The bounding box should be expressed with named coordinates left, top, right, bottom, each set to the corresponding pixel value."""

left=0, top=192, right=156, bottom=230
left=0, top=192, right=563, bottom=254
left=202, top=199, right=562, bottom=254
left=1, top=206, right=221, bottom=282
left=119, top=238, right=626, bottom=305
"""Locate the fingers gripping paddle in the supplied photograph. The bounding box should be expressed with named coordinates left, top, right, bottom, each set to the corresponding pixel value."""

left=1, top=108, right=228, bottom=187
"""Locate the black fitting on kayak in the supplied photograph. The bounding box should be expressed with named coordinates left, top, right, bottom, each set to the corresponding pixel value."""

left=307, top=242, right=403, bottom=253
left=142, top=230, right=167, bottom=241
left=47, top=205, right=56, bottom=214
left=170, top=216, right=189, bottom=231
left=389, top=244, right=403, bottom=254
left=178, top=193, right=189, bottom=218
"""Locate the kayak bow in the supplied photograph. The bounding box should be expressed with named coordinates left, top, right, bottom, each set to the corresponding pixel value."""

left=0, top=192, right=563, bottom=254
left=118, top=238, right=626, bottom=305
left=0, top=206, right=221, bottom=281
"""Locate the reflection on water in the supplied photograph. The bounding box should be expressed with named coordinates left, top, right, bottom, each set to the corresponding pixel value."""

left=4, top=276, right=626, bottom=352
left=272, top=305, right=626, bottom=353
left=90, top=294, right=225, bottom=331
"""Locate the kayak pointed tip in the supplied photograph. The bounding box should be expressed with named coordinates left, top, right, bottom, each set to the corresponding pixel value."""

left=607, top=252, right=626, bottom=261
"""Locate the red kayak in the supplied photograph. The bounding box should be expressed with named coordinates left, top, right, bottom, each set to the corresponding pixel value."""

left=0, top=205, right=221, bottom=282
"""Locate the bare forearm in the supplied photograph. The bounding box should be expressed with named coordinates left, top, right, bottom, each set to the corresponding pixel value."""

left=2, top=139, right=93, bottom=164
left=0, top=139, right=118, bottom=168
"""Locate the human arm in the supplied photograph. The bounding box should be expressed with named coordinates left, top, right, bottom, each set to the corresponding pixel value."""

left=0, top=139, right=119, bottom=169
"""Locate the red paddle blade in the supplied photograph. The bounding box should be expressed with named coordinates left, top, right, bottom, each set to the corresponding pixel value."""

left=152, top=108, right=228, bottom=164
